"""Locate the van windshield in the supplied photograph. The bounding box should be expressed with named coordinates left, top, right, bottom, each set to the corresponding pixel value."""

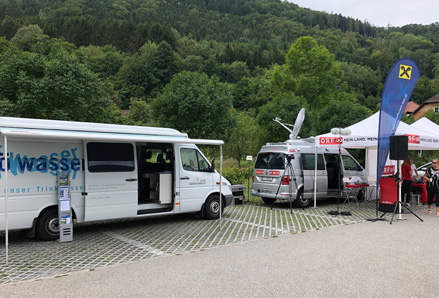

left=255, top=153, right=285, bottom=169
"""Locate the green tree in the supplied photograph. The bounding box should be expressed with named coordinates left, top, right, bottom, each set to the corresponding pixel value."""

left=0, top=47, right=121, bottom=122
left=0, top=36, right=11, bottom=53
left=269, top=36, right=343, bottom=108
left=10, top=24, right=49, bottom=51
left=219, top=61, right=250, bottom=84
left=411, top=76, right=435, bottom=105
left=256, top=92, right=311, bottom=143
left=125, top=98, right=154, bottom=126
left=339, top=62, right=381, bottom=98
left=225, top=112, right=264, bottom=168
left=78, top=45, right=125, bottom=79
left=232, top=74, right=270, bottom=112
left=417, top=110, right=439, bottom=125
left=116, top=41, right=180, bottom=104
left=151, top=71, right=234, bottom=140
left=315, top=98, right=371, bottom=134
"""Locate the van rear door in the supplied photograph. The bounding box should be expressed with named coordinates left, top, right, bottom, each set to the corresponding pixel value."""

left=83, top=142, right=138, bottom=221
left=253, top=152, right=285, bottom=194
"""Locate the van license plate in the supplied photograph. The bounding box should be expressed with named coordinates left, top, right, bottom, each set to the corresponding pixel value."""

left=261, top=177, right=272, bottom=181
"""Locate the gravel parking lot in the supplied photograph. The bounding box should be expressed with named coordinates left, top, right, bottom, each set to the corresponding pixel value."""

left=0, top=199, right=422, bottom=285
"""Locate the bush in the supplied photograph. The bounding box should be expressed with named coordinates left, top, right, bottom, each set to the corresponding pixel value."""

left=222, top=165, right=253, bottom=185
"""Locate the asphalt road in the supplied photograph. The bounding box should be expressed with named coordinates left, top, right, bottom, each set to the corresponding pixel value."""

left=2, top=209, right=438, bottom=298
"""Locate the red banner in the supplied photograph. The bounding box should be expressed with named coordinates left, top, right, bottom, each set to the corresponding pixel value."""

left=382, top=165, right=395, bottom=175
left=319, top=137, right=343, bottom=145
left=405, top=134, right=420, bottom=144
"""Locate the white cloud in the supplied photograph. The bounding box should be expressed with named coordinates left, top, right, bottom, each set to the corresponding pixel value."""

left=289, top=0, right=439, bottom=27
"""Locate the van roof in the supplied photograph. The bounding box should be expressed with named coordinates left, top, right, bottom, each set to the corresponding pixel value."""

left=260, top=138, right=348, bottom=154
left=0, top=116, right=223, bottom=145
left=0, top=116, right=185, bottom=136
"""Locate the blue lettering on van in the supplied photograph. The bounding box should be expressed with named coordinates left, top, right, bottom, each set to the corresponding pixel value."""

left=4, top=185, right=84, bottom=194
left=0, top=146, right=84, bottom=180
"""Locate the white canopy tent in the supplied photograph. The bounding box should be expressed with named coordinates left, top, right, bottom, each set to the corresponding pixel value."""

left=411, top=117, right=439, bottom=136
left=316, top=112, right=439, bottom=183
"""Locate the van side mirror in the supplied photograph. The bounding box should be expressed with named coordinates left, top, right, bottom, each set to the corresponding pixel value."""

left=209, top=158, right=215, bottom=172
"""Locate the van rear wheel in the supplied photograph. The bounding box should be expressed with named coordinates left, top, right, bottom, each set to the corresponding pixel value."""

left=294, top=189, right=309, bottom=208
left=36, top=208, right=59, bottom=241
left=204, top=194, right=223, bottom=219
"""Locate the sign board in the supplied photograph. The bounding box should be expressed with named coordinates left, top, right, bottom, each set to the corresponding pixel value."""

left=58, top=173, right=73, bottom=242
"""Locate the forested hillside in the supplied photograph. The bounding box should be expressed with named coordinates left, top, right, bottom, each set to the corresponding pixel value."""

left=1, top=0, right=439, bottom=162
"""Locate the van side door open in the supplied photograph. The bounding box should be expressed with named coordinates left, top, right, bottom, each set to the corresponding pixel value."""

left=84, top=142, right=138, bottom=221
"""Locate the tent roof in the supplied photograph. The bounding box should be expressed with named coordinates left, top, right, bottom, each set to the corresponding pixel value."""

left=411, top=117, right=439, bottom=136
left=316, top=112, right=439, bottom=149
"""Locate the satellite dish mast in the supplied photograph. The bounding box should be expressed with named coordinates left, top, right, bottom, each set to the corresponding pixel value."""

left=273, top=108, right=305, bottom=140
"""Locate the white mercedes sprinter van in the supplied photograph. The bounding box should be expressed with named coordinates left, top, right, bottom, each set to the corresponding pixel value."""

left=0, top=117, right=243, bottom=240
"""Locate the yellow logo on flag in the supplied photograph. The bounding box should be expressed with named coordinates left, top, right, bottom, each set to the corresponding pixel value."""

left=399, top=64, right=412, bottom=80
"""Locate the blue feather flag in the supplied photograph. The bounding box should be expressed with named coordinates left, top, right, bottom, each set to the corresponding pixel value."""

left=377, top=58, right=420, bottom=186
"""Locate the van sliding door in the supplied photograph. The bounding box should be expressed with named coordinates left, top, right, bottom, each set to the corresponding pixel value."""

left=301, top=153, right=327, bottom=197
left=83, top=142, right=138, bottom=221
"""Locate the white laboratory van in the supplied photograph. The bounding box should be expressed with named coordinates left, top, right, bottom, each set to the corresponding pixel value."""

left=251, top=109, right=364, bottom=208
left=0, top=117, right=243, bottom=240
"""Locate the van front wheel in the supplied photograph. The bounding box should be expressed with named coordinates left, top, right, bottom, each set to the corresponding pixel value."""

left=36, top=208, right=59, bottom=241
left=204, top=195, right=223, bottom=219
left=294, top=190, right=309, bottom=208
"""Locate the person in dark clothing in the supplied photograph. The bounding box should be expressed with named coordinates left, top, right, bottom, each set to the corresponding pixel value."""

left=424, top=158, right=439, bottom=215
left=401, top=158, right=413, bottom=206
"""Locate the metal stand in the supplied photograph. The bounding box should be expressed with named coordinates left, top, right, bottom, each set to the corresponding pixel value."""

left=273, top=155, right=297, bottom=213
left=388, top=201, right=423, bottom=224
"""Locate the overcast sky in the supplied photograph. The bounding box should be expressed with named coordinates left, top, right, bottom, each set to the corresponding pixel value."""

left=289, top=0, right=439, bottom=27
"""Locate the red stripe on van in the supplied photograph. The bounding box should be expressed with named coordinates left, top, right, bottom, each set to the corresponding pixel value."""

left=256, top=170, right=264, bottom=175
left=269, top=171, right=280, bottom=176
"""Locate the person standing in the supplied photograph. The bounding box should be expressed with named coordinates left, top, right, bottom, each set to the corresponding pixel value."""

left=424, top=158, right=439, bottom=215
left=410, top=158, right=418, bottom=181
left=401, top=158, right=413, bottom=206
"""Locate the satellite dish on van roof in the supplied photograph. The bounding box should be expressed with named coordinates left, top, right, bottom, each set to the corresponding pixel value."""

left=290, top=108, right=305, bottom=140
left=273, top=108, right=305, bottom=140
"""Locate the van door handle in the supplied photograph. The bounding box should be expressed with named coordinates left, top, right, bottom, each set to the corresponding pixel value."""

left=126, top=178, right=138, bottom=182
left=180, top=176, right=190, bottom=180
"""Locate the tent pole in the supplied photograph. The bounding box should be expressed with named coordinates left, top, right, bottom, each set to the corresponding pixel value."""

left=219, top=145, right=222, bottom=231
left=365, top=148, right=368, bottom=176
left=314, top=146, right=317, bottom=208
left=4, top=135, right=8, bottom=265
